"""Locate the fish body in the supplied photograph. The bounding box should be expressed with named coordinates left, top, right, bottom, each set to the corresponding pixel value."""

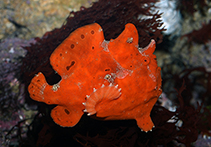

left=28, top=23, right=162, bottom=132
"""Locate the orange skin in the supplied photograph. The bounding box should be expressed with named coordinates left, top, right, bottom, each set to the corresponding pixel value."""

left=28, top=23, right=162, bottom=132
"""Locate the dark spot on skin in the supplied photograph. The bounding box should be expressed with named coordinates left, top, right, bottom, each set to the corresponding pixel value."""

left=144, top=60, right=147, bottom=62
left=105, top=68, right=110, bottom=71
left=60, top=53, right=62, bottom=56
left=71, top=44, right=74, bottom=49
left=92, top=46, right=94, bottom=49
left=56, top=65, right=58, bottom=67
left=81, top=34, right=85, bottom=39
left=66, top=61, right=75, bottom=70
left=91, top=30, right=94, bottom=34
left=130, top=65, right=132, bottom=67
left=136, top=53, right=138, bottom=55
left=32, top=94, right=35, bottom=96
left=64, top=109, right=70, bottom=114
left=93, top=77, right=95, bottom=79
left=37, top=80, right=40, bottom=82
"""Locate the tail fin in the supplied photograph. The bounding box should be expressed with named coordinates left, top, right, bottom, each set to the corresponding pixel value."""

left=28, top=72, right=48, bottom=102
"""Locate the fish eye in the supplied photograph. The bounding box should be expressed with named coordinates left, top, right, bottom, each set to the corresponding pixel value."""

left=142, top=56, right=150, bottom=65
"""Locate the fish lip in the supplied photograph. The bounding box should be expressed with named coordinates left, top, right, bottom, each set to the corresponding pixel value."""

left=156, top=67, right=162, bottom=78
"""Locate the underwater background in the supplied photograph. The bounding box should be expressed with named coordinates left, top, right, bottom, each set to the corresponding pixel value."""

left=0, top=0, right=211, bottom=146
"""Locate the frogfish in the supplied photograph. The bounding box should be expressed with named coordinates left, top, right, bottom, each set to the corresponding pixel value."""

left=28, top=23, right=162, bottom=132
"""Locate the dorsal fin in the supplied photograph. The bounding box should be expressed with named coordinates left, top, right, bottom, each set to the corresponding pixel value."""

left=107, top=23, right=139, bottom=69
left=140, top=39, right=156, bottom=55
left=50, top=23, right=105, bottom=78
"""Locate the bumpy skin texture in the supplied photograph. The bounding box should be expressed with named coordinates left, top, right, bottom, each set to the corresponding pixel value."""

left=28, top=23, right=162, bottom=132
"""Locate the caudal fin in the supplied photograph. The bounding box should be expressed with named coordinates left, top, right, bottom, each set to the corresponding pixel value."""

left=28, top=72, right=48, bottom=102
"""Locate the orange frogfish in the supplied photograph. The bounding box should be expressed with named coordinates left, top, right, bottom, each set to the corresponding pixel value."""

left=28, top=23, right=162, bottom=132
